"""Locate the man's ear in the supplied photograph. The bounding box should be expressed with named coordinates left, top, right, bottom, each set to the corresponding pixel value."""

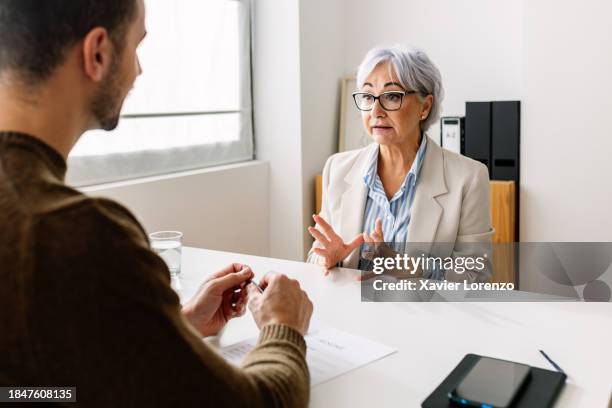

left=82, top=27, right=113, bottom=82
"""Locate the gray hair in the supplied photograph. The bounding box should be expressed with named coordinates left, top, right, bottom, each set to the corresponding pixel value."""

left=356, top=45, right=444, bottom=132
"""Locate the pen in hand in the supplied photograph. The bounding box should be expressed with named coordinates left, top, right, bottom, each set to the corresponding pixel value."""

left=247, top=279, right=264, bottom=294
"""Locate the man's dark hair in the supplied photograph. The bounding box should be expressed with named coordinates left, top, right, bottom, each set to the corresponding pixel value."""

left=0, top=0, right=137, bottom=83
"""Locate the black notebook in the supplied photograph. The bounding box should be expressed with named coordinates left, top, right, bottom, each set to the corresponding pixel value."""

left=422, top=354, right=567, bottom=408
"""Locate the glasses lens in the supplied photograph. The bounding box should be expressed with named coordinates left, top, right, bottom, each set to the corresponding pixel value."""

left=380, top=92, right=403, bottom=110
left=354, top=93, right=374, bottom=110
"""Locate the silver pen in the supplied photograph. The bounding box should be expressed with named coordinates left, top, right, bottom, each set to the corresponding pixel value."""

left=539, top=349, right=565, bottom=374
left=248, top=279, right=264, bottom=293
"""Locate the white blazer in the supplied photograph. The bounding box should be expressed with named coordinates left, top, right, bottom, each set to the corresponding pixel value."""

left=308, top=137, right=494, bottom=282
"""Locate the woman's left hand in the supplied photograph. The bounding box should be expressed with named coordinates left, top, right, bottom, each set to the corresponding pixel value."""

left=361, top=218, right=393, bottom=263
left=360, top=218, right=423, bottom=280
left=362, top=218, right=385, bottom=246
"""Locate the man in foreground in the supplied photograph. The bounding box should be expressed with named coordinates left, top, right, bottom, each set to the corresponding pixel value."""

left=0, top=0, right=313, bottom=406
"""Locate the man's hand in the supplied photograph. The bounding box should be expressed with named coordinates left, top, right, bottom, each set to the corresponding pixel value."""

left=182, top=263, right=253, bottom=337
left=247, top=273, right=313, bottom=336
left=308, top=214, right=364, bottom=275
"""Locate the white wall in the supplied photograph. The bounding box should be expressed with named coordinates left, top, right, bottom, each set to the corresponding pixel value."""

left=299, top=0, right=347, bottom=257
left=252, top=0, right=306, bottom=261
left=82, top=162, right=269, bottom=256
left=252, top=0, right=349, bottom=261
left=521, top=0, right=612, bottom=241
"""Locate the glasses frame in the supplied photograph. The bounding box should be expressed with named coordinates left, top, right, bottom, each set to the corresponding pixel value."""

left=352, top=90, right=417, bottom=112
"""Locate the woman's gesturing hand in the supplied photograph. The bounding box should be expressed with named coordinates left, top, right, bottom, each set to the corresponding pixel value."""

left=308, top=214, right=364, bottom=275
left=363, top=218, right=384, bottom=246
left=361, top=217, right=391, bottom=267
left=362, top=217, right=401, bottom=259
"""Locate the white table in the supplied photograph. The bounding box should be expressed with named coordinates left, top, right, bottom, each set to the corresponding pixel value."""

left=179, top=247, right=612, bottom=407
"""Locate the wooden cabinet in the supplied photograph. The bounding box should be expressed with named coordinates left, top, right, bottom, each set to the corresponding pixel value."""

left=490, top=181, right=516, bottom=243
left=490, top=181, right=517, bottom=284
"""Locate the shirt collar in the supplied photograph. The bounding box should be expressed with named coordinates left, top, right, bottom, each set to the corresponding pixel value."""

left=363, top=135, right=428, bottom=190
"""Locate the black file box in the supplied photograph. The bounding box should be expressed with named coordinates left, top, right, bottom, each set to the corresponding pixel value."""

left=491, top=101, right=521, bottom=181
left=464, top=102, right=492, bottom=173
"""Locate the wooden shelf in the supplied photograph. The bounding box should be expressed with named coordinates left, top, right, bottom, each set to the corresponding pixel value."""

left=490, top=180, right=517, bottom=284
left=490, top=180, right=516, bottom=243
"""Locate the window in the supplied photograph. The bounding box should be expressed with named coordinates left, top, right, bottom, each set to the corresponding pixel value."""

left=67, top=0, right=253, bottom=186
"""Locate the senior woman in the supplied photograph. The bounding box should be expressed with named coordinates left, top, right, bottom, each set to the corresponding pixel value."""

left=307, top=46, right=493, bottom=282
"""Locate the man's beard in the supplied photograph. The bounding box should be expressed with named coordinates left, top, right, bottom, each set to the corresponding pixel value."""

left=90, top=55, right=125, bottom=131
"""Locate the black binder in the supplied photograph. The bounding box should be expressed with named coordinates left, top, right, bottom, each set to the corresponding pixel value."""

left=465, top=102, right=492, bottom=172
left=422, top=354, right=566, bottom=408
left=491, top=101, right=520, bottom=181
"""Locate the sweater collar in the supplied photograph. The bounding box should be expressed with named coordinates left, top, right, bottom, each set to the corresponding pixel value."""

left=0, top=131, right=67, bottom=181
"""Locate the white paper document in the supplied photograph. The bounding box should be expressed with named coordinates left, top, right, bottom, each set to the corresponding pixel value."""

left=220, top=328, right=397, bottom=387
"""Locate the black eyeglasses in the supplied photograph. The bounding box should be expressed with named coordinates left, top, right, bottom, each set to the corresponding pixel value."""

left=352, top=90, right=417, bottom=111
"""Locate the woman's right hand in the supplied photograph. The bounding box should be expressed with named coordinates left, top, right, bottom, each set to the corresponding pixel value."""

left=308, top=214, right=364, bottom=275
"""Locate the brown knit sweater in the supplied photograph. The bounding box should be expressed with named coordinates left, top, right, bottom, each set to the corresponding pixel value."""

left=0, top=132, right=309, bottom=407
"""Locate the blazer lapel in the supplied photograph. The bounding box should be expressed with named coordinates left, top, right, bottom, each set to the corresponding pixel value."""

left=338, top=144, right=376, bottom=268
left=406, top=138, right=448, bottom=253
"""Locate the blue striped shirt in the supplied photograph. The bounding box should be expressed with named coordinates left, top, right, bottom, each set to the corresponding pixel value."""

left=359, top=137, right=427, bottom=269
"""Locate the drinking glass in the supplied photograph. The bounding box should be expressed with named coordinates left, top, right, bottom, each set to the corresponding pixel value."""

left=149, top=231, right=183, bottom=292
